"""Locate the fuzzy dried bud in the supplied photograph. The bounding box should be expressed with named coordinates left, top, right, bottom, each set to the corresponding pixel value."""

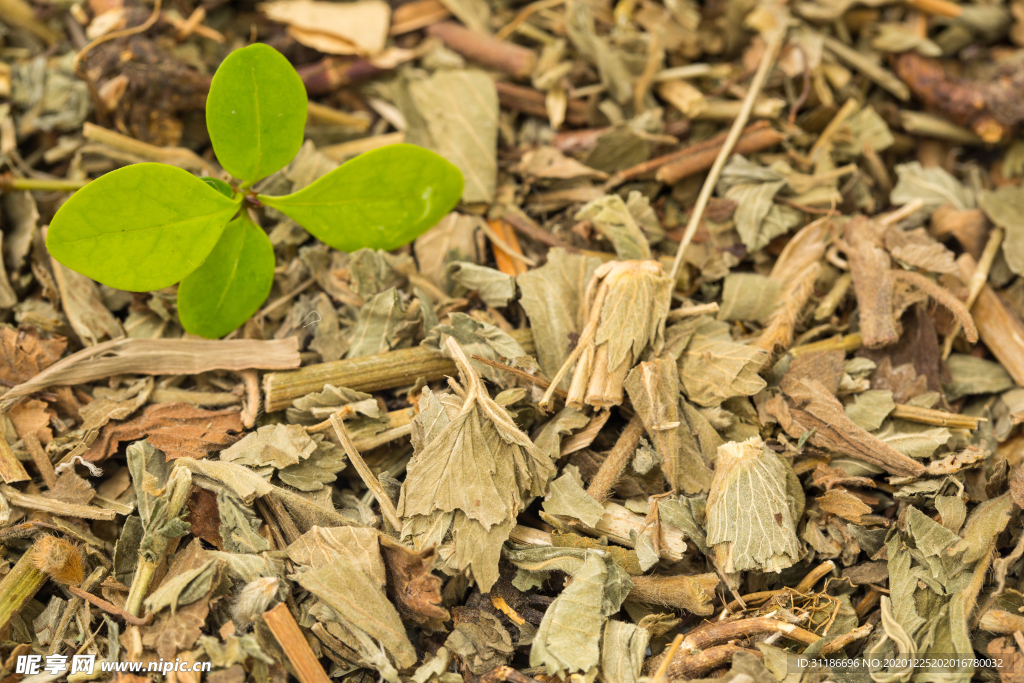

left=32, top=535, right=85, bottom=585
left=232, top=576, right=280, bottom=627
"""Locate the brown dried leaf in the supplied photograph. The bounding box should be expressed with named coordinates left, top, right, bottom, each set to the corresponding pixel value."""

left=817, top=488, right=871, bottom=523
left=0, top=327, right=66, bottom=385
left=85, top=403, right=245, bottom=463
left=379, top=535, right=449, bottom=625
left=9, top=398, right=53, bottom=444
left=41, top=471, right=96, bottom=505
left=771, top=375, right=925, bottom=477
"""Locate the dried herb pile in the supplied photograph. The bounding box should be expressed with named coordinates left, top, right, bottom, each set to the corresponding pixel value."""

left=5, top=0, right=1024, bottom=681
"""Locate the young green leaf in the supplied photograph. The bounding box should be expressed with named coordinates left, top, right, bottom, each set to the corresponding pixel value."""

left=206, top=43, right=307, bottom=184
left=259, top=144, right=463, bottom=252
left=177, top=213, right=275, bottom=338
left=201, top=177, right=234, bottom=197
left=47, top=163, right=242, bottom=292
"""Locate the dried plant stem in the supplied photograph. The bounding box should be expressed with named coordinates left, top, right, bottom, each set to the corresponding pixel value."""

left=0, top=484, right=116, bottom=520
left=807, top=98, right=860, bottom=162
left=0, top=175, right=90, bottom=193
left=903, top=0, right=962, bottom=19
left=979, top=609, right=1024, bottom=635
left=820, top=623, right=874, bottom=655
left=390, top=0, right=451, bottom=35
left=480, top=218, right=537, bottom=268
left=470, top=354, right=568, bottom=398
left=2, top=337, right=300, bottom=406
left=24, top=434, right=56, bottom=489
left=790, top=333, right=863, bottom=357
left=427, top=22, right=537, bottom=78
left=0, top=541, right=49, bottom=630
left=819, top=34, right=910, bottom=101
left=955, top=255, right=1024, bottom=385
left=667, top=22, right=786, bottom=287
left=943, top=227, right=1003, bottom=359
left=124, top=468, right=192, bottom=617
left=815, top=273, right=852, bottom=320
left=650, top=644, right=761, bottom=681
left=756, top=262, right=822, bottom=360
left=681, top=617, right=820, bottom=650
left=66, top=584, right=151, bottom=626
left=306, top=101, right=371, bottom=131
left=263, top=602, right=333, bottom=683
left=890, top=404, right=983, bottom=429
left=650, top=634, right=684, bottom=683
left=265, top=329, right=534, bottom=412
left=50, top=567, right=105, bottom=655
left=0, top=428, right=29, bottom=484
left=795, top=559, right=836, bottom=593
left=509, top=500, right=690, bottom=560
left=899, top=111, right=982, bottom=144
left=330, top=414, right=402, bottom=531
left=586, top=414, right=645, bottom=503
left=81, top=123, right=212, bottom=175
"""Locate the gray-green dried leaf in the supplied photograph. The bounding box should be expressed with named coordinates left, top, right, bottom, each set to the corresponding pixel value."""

left=221, top=423, right=317, bottom=470
left=718, top=273, right=782, bottom=323
left=845, top=390, right=896, bottom=431
left=980, top=186, right=1024, bottom=275
left=295, top=551, right=416, bottom=669
left=218, top=489, right=269, bottom=554
left=944, top=354, right=1014, bottom=400
left=530, top=553, right=623, bottom=677
left=575, top=194, right=652, bottom=260
left=398, top=340, right=553, bottom=591
left=890, top=161, right=974, bottom=211
left=517, top=249, right=602, bottom=386
left=543, top=470, right=605, bottom=526
left=447, top=262, right=515, bottom=308
left=678, top=319, right=768, bottom=407
left=705, top=437, right=801, bottom=573
left=422, top=312, right=527, bottom=386
left=346, top=287, right=421, bottom=359
left=600, top=620, right=649, bottom=683
left=405, top=69, right=498, bottom=203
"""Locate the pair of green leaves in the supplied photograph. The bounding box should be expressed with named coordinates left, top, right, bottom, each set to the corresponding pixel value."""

left=46, top=44, right=463, bottom=338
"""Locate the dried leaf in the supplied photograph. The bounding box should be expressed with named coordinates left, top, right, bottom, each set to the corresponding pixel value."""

left=405, top=69, right=498, bottom=203
left=817, top=488, right=871, bottom=523
left=575, top=194, right=652, bottom=260
left=295, top=550, right=417, bottom=669
left=217, top=490, right=269, bottom=554
left=447, top=261, right=516, bottom=307
left=517, top=248, right=602, bottom=386
left=50, top=259, right=124, bottom=346
left=530, top=552, right=628, bottom=677
left=600, top=620, right=649, bottom=683
left=398, top=340, right=552, bottom=591
left=890, top=161, right=974, bottom=212
left=844, top=389, right=895, bottom=431
left=346, top=287, right=420, bottom=359
left=379, top=535, right=448, bottom=625
left=0, top=326, right=66, bottom=384
left=678, top=319, right=768, bottom=407
left=86, top=403, right=244, bottom=463
left=705, top=436, right=802, bottom=573
left=543, top=469, right=605, bottom=526
left=9, top=398, right=53, bottom=444
left=221, top=423, right=317, bottom=469
left=259, top=0, right=390, bottom=56
left=718, top=273, right=782, bottom=323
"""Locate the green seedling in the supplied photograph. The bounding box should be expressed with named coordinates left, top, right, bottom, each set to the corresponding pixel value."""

left=46, top=44, right=463, bottom=338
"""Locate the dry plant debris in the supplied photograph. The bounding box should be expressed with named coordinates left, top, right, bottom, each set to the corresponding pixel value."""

left=5, top=0, right=1024, bottom=681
